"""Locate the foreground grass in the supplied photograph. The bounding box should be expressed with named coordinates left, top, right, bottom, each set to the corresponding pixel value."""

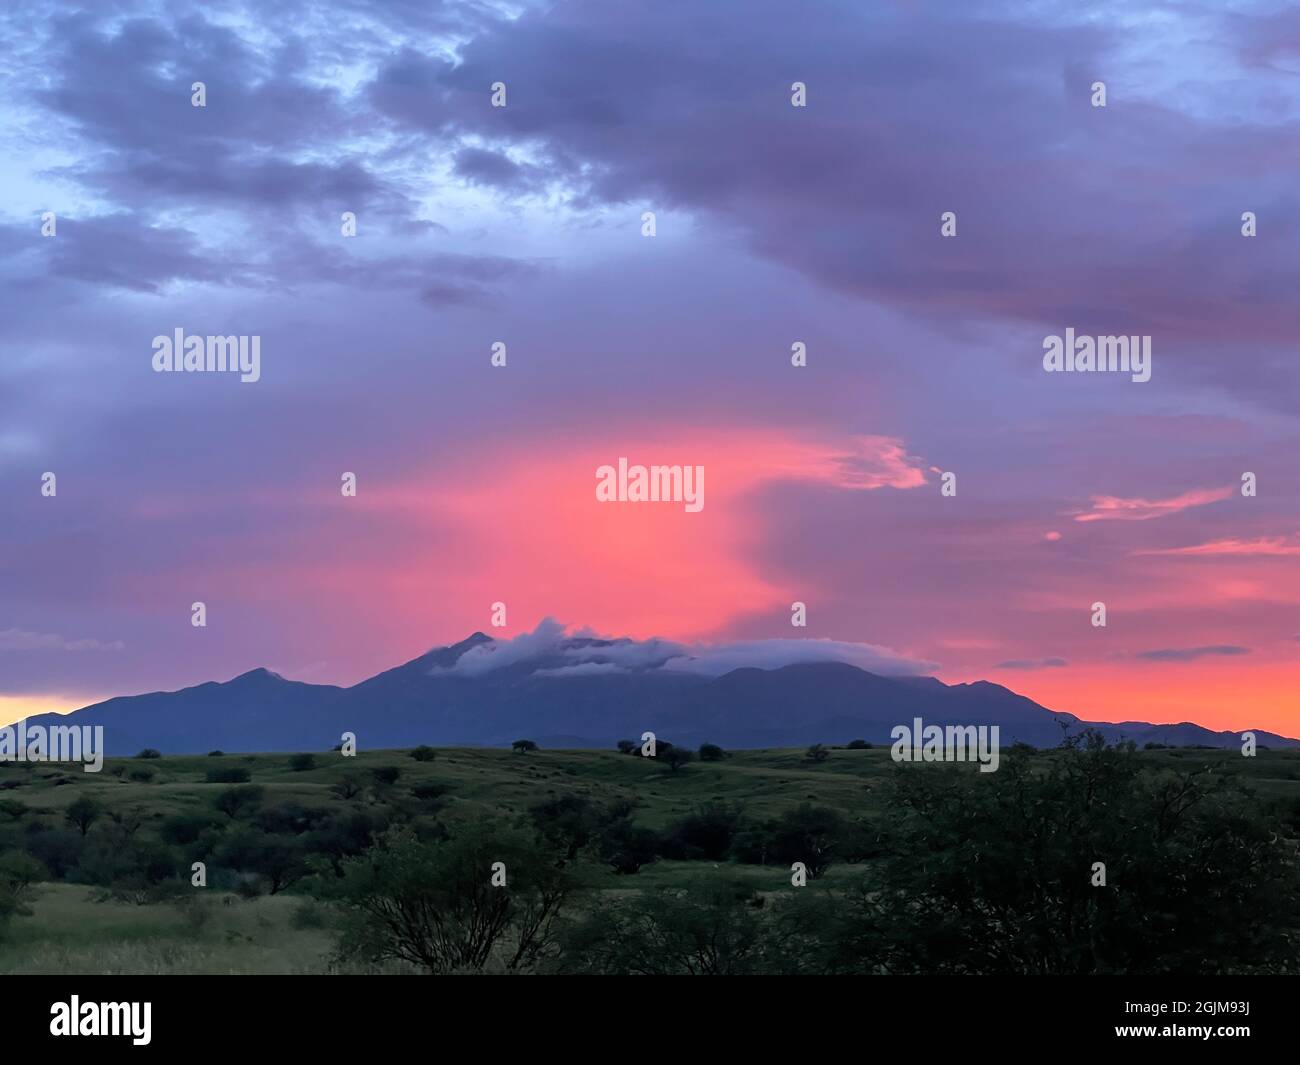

left=3, top=744, right=1298, bottom=974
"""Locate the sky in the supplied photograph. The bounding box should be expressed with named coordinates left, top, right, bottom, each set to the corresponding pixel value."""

left=2, top=0, right=1299, bottom=734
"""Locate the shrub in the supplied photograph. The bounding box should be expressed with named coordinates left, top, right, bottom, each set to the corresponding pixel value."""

left=409, top=746, right=438, bottom=762
left=846, top=739, right=872, bottom=750
left=128, top=766, right=156, bottom=783
left=206, top=766, right=251, bottom=784
left=135, top=749, right=162, bottom=759
left=371, top=766, right=401, bottom=787
left=698, top=743, right=727, bottom=762
left=512, top=739, right=538, bottom=753
left=288, top=753, right=317, bottom=772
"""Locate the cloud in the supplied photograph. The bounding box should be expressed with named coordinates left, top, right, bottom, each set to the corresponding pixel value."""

left=994, top=657, right=1068, bottom=670
left=439, top=619, right=935, bottom=678
left=1136, top=537, right=1300, bottom=557
left=1074, top=487, right=1232, bottom=523
left=1136, top=645, right=1250, bottom=662
left=0, top=628, right=124, bottom=652
left=660, top=638, right=936, bottom=677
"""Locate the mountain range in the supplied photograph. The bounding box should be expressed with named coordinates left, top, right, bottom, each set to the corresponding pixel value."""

left=19, top=631, right=1297, bottom=755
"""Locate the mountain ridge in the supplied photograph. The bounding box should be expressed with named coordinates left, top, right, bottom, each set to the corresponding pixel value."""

left=17, top=631, right=1296, bottom=754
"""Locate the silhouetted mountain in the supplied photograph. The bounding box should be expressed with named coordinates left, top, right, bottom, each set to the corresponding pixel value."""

left=19, top=632, right=1297, bottom=754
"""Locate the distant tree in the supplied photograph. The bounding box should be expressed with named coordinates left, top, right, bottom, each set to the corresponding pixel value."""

left=135, top=749, right=162, bottom=760
left=662, top=747, right=693, bottom=774
left=331, top=775, right=364, bottom=801
left=698, top=743, right=727, bottom=762
left=0, top=852, right=44, bottom=935
left=409, top=746, right=438, bottom=762
left=598, top=818, right=660, bottom=874
left=661, top=802, right=745, bottom=861
left=65, top=795, right=102, bottom=837
left=764, top=803, right=847, bottom=879
left=288, top=753, right=317, bottom=772
left=207, top=750, right=225, bottom=757
left=512, top=739, right=539, bottom=754
left=616, top=739, right=637, bottom=755
left=846, top=739, right=871, bottom=750
left=805, top=743, right=830, bottom=763
left=371, top=766, right=402, bottom=787
left=213, top=785, right=264, bottom=820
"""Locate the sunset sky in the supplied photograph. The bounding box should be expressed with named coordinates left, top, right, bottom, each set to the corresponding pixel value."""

left=2, top=0, right=1299, bottom=734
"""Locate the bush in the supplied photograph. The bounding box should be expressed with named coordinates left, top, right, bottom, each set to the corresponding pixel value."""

left=288, top=753, right=317, bottom=772
left=846, top=739, right=872, bottom=749
left=660, top=802, right=745, bottom=861
left=409, top=746, right=438, bottom=762
left=512, top=739, right=538, bottom=753
left=805, top=743, right=830, bottom=763
left=331, top=820, right=577, bottom=973
left=207, top=750, right=225, bottom=757
left=213, top=785, right=264, bottom=820
left=206, top=766, right=251, bottom=784
left=616, top=740, right=637, bottom=755
left=135, top=749, right=163, bottom=760
left=64, top=795, right=102, bottom=837
left=661, top=747, right=693, bottom=773
left=698, top=743, right=727, bottom=762
left=371, top=766, right=401, bottom=787
left=128, top=766, right=156, bottom=783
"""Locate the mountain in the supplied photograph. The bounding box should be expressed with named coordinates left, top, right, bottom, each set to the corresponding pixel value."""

left=18, top=632, right=1298, bottom=754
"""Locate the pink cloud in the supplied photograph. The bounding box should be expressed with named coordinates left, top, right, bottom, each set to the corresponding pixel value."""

left=1073, top=487, right=1232, bottom=523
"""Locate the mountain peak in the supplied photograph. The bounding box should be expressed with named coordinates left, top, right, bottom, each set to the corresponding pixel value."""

left=229, top=667, right=283, bottom=683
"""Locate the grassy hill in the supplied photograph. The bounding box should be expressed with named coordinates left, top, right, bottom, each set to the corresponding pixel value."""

left=3, top=743, right=1299, bottom=974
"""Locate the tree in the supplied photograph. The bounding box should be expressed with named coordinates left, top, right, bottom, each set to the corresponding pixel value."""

left=616, top=739, right=637, bottom=755
left=288, top=753, right=316, bottom=772
left=661, top=747, right=693, bottom=774
left=0, top=852, right=44, bottom=936
left=698, top=743, right=727, bottom=762
left=331, top=774, right=364, bottom=801
left=826, top=731, right=1300, bottom=975
left=332, top=821, right=576, bottom=973
left=805, top=743, right=829, bottom=763
left=598, top=817, right=659, bottom=874
left=512, top=739, right=538, bottom=754
left=409, top=746, right=438, bottom=762
left=65, top=795, right=102, bottom=837
left=135, top=749, right=162, bottom=759
left=764, top=803, right=846, bottom=878
left=846, top=739, right=871, bottom=750
left=661, top=802, right=745, bottom=861
left=213, top=785, right=264, bottom=820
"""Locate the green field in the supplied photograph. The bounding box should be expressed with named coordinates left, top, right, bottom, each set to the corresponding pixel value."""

left=2, top=743, right=1299, bottom=974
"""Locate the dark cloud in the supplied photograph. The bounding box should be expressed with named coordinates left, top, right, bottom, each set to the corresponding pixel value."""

left=995, top=657, right=1069, bottom=670
left=1136, top=646, right=1251, bottom=662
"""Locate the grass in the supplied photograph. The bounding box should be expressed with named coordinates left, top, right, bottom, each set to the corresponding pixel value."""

left=3, top=743, right=1297, bottom=973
